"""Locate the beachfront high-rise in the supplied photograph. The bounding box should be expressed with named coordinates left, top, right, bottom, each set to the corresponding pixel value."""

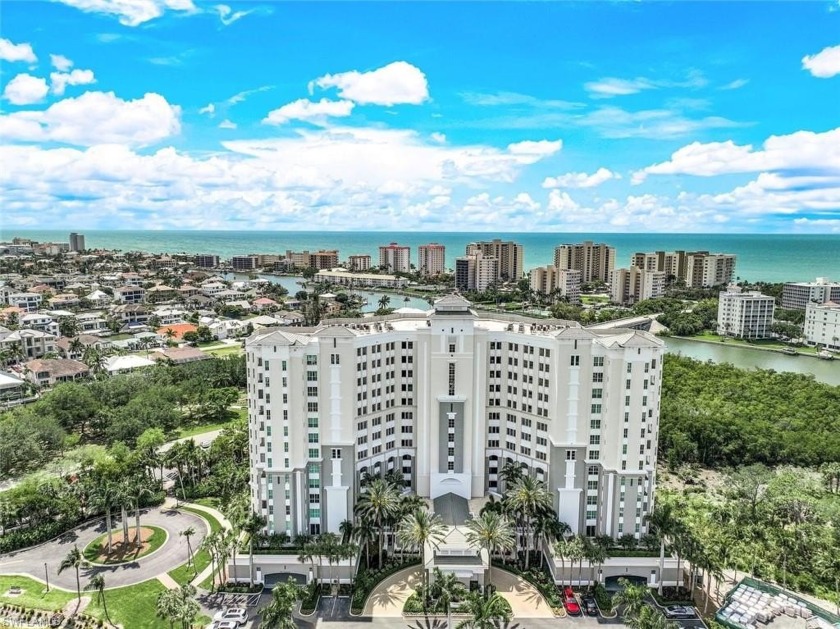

left=529, top=266, right=582, bottom=304
left=378, top=242, right=411, bottom=273
left=631, top=250, right=736, bottom=288
left=68, top=233, right=85, bottom=252
left=554, top=241, right=615, bottom=284
left=467, top=239, right=524, bottom=281
left=782, top=278, right=840, bottom=311
left=246, top=295, right=663, bottom=540
left=717, top=285, right=775, bottom=339
left=610, top=267, right=667, bottom=306
left=418, top=243, right=446, bottom=277
left=455, top=252, right=498, bottom=292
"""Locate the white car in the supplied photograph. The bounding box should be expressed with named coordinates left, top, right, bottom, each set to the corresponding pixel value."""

left=207, top=622, right=239, bottom=629
left=212, top=608, right=248, bottom=625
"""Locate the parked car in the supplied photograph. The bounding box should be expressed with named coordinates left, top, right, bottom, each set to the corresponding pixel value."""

left=581, top=595, right=598, bottom=616
left=564, top=586, right=581, bottom=616
left=664, top=605, right=698, bottom=619
left=207, top=622, right=239, bottom=629
left=212, top=608, right=248, bottom=625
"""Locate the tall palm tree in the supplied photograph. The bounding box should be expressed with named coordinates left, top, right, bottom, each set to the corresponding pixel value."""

left=465, top=511, right=515, bottom=589
left=566, top=537, right=585, bottom=587
left=259, top=578, right=303, bottom=629
left=397, top=508, right=447, bottom=594
left=84, top=574, right=112, bottom=627
left=180, top=526, right=196, bottom=570
left=355, top=478, right=400, bottom=569
left=297, top=541, right=319, bottom=584
left=377, top=295, right=390, bottom=311
left=554, top=538, right=571, bottom=587
left=612, top=577, right=648, bottom=620
left=353, top=515, right=378, bottom=569
left=498, top=460, right=524, bottom=492
left=456, top=591, right=512, bottom=629
left=507, top=475, right=552, bottom=570
left=339, top=518, right=354, bottom=544
left=58, top=545, right=85, bottom=607
left=430, top=567, right=467, bottom=626
left=243, top=511, right=267, bottom=586
left=646, top=501, right=681, bottom=595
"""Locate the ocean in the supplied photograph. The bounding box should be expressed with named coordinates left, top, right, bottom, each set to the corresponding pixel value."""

left=3, top=230, right=839, bottom=284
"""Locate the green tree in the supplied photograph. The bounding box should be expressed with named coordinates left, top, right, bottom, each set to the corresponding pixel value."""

left=58, top=545, right=85, bottom=607
left=180, top=526, right=196, bottom=569
left=456, top=591, right=512, bottom=629
left=646, top=501, right=681, bottom=595
left=243, top=511, right=267, bottom=586
left=259, top=578, right=303, bottom=629
left=507, top=475, right=552, bottom=570
left=397, top=508, right=447, bottom=594
left=464, top=511, right=515, bottom=588
left=84, top=574, right=112, bottom=627
left=354, top=478, right=400, bottom=569
left=612, top=577, right=649, bottom=620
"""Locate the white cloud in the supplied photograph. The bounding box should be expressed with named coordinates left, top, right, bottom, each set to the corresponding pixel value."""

left=633, top=127, right=840, bottom=182
left=721, top=78, right=749, bottom=90
left=311, top=61, right=429, bottom=106
left=50, top=69, right=96, bottom=95
left=214, top=4, right=252, bottom=25
left=263, top=98, right=355, bottom=125
left=50, top=54, right=74, bottom=71
left=802, top=44, right=840, bottom=78
left=585, top=77, right=655, bottom=98
left=506, top=139, right=562, bottom=157
left=3, top=74, right=49, bottom=105
left=430, top=132, right=446, bottom=144
left=199, top=103, right=215, bottom=116
left=543, top=168, right=617, bottom=189
left=218, top=119, right=237, bottom=129
left=547, top=190, right=580, bottom=213
left=0, top=38, right=37, bottom=63
left=0, top=91, right=181, bottom=146
left=54, top=0, right=197, bottom=26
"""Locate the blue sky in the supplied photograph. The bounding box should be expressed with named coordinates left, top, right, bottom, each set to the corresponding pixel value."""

left=1, top=0, right=839, bottom=232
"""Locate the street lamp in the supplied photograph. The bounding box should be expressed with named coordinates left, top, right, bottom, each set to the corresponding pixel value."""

left=44, top=562, right=49, bottom=592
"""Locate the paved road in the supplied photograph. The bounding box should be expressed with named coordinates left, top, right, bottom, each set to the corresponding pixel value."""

left=0, top=505, right=207, bottom=589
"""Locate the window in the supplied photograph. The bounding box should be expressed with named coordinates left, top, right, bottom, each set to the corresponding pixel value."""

left=593, top=357, right=604, bottom=367
left=590, top=419, right=601, bottom=429
left=627, top=363, right=632, bottom=373
left=308, top=434, right=319, bottom=443
left=308, top=402, right=319, bottom=412
left=589, top=435, right=600, bottom=445
left=591, top=403, right=602, bottom=414
left=306, top=355, right=318, bottom=365
left=308, top=417, right=319, bottom=428
left=331, top=448, right=341, bottom=459
left=307, top=386, right=318, bottom=397
left=570, top=355, right=580, bottom=367
left=589, top=450, right=600, bottom=460
left=331, top=353, right=340, bottom=365
left=566, top=451, right=576, bottom=460
left=448, top=363, right=456, bottom=396
left=592, top=373, right=603, bottom=383
left=592, top=388, right=603, bottom=399
left=307, top=371, right=318, bottom=381
left=308, top=449, right=319, bottom=459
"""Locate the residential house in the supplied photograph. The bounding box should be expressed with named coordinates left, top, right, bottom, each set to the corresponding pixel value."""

left=103, top=355, right=156, bottom=374
left=0, top=329, right=57, bottom=360
left=49, top=293, right=81, bottom=309
left=0, top=371, right=27, bottom=405
left=157, top=323, right=197, bottom=340
left=75, top=312, right=109, bottom=333
left=146, top=284, right=177, bottom=303
left=7, top=292, right=42, bottom=312
left=56, top=335, right=111, bottom=360
left=23, top=358, right=89, bottom=387
left=111, top=304, right=151, bottom=328
left=114, top=286, right=146, bottom=304
left=19, top=313, right=60, bottom=336
left=85, top=290, right=112, bottom=308
left=149, top=346, right=210, bottom=364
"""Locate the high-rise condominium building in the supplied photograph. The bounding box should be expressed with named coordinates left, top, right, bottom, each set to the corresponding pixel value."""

left=455, top=252, right=498, bottom=292
left=69, top=233, right=86, bottom=252
left=231, top=255, right=259, bottom=271
left=717, top=285, right=775, bottom=339
left=195, top=254, right=220, bottom=268
left=529, top=266, right=581, bottom=304
left=554, top=241, right=615, bottom=284
left=379, top=243, right=411, bottom=273
left=631, top=251, right=736, bottom=288
left=418, top=243, right=446, bottom=277
left=610, top=267, right=667, bottom=306
left=347, top=255, right=372, bottom=272
left=782, top=278, right=840, bottom=311
left=804, top=301, right=840, bottom=350
left=467, top=240, right=523, bottom=281
left=246, top=295, right=663, bottom=540
left=284, top=250, right=340, bottom=270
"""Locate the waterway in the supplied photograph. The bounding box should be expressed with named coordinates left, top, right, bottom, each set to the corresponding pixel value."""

left=664, top=337, right=840, bottom=386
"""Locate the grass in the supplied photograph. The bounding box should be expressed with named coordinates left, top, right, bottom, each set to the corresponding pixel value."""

left=182, top=502, right=223, bottom=526
left=581, top=295, right=610, bottom=304
left=204, top=346, right=243, bottom=357
left=684, top=332, right=819, bottom=355
left=167, top=505, right=223, bottom=586
left=0, top=576, right=73, bottom=612
left=175, top=419, right=234, bottom=439
left=82, top=526, right=167, bottom=565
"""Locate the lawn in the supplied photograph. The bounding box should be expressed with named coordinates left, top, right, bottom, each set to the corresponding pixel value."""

left=180, top=504, right=223, bottom=533
left=0, top=576, right=73, bottom=612
left=176, top=419, right=234, bottom=439
left=204, top=346, right=243, bottom=357
left=687, top=332, right=819, bottom=355
left=168, top=546, right=211, bottom=586
left=82, top=526, right=167, bottom=564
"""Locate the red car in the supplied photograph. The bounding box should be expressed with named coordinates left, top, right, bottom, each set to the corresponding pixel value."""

left=564, top=586, right=581, bottom=615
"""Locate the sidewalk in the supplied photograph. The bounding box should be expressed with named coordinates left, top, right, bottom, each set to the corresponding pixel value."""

left=180, top=502, right=232, bottom=589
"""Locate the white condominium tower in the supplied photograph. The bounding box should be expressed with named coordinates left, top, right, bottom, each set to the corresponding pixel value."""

left=467, top=239, right=524, bottom=281
left=418, top=243, right=446, bottom=277
left=378, top=242, right=411, bottom=273
left=246, top=295, right=663, bottom=540
left=554, top=241, right=616, bottom=284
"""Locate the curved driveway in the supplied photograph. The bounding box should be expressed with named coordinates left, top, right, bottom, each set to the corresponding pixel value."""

left=0, top=505, right=207, bottom=589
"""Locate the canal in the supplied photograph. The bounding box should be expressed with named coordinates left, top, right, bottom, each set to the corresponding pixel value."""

left=664, top=337, right=840, bottom=386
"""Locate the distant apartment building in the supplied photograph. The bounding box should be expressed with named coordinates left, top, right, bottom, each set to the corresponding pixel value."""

left=284, top=250, right=340, bottom=271
left=379, top=243, right=411, bottom=273
left=69, top=233, right=86, bottom=252
left=554, top=241, right=615, bottom=284
left=256, top=254, right=282, bottom=267
left=455, top=252, right=498, bottom=292
left=113, top=286, right=146, bottom=305
left=804, top=301, right=840, bottom=350
left=529, top=266, right=581, bottom=304
left=313, top=268, right=407, bottom=289
left=610, top=267, right=667, bottom=306
left=782, top=278, right=840, bottom=311
left=467, top=240, right=523, bottom=281
left=418, top=243, right=446, bottom=277
left=231, top=255, right=259, bottom=271
left=347, top=255, right=372, bottom=272
left=717, top=285, right=775, bottom=339
left=195, top=254, right=220, bottom=268
left=631, top=250, right=736, bottom=288
left=32, top=242, right=70, bottom=255
left=6, top=292, right=42, bottom=313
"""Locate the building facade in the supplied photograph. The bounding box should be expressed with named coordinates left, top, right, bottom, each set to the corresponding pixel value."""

left=418, top=243, right=446, bottom=277
left=782, top=278, right=840, bottom=311
left=313, top=269, right=407, bottom=289
left=529, top=266, right=582, bottom=305
left=610, top=267, right=666, bottom=306
left=231, top=255, right=259, bottom=271
left=554, top=241, right=616, bottom=284
left=378, top=243, right=411, bottom=274
left=347, top=255, right=372, bottom=272
left=717, top=285, right=775, bottom=339
left=631, top=250, right=736, bottom=288
left=246, top=295, right=663, bottom=542
left=69, top=233, right=85, bottom=252
left=467, top=240, right=523, bottom=281
left=804, top=301, right=840, bottom=350
left=195, top=254, right=220, bottom=268
left=455, top=253, right=498, bottom=292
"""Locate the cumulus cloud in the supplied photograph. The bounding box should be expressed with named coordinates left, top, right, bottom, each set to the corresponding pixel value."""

left=54, top=0, right=197, bottom=26
left=506, top=140, right=562, bottom=156
left=632, top=127, right=840, bottom=183
left=218, top=119, right=237, bottom=129
left=311, top=61, right=429, bottom=106
left=199, top=103, right=215, bottom=116
left=50, top=54, right=73, bottom=71
left=542, top=168, right=617, bottom=189
left=802, top=44, right=840, bottom=78
left=0, top=38, right=37, bottom=63
left=263, top=99, right=355, bottom=126
left=0, top=91, right=181, bottom=146
left=215, top=4, right=253, bottom=25
left=50, top=69, right=96, bottom=95
left=3, top=74, right=49, bottom=105
left=585, top=77, right=655, bottom=98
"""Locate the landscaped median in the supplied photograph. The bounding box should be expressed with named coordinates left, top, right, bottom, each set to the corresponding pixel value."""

left=490, top=560, right=566, bottom=616
left=351, top=556, right=421, bottom=615
left=167, top=503, right=225, bottom=587
left=83, top=526, right=168, bottom=565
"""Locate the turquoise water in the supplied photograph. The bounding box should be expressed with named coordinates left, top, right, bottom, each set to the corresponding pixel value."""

left=4, top=230, right=839, bottom=283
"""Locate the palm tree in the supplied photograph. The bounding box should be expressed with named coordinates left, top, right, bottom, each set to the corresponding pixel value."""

left=646, top=501, right=680, bottom=595
left=180, top=526, right=196, bottom=570
left=354, top=478, right=400, bottom=569
left=260, top=578, right=303, bottom=629
left=58, top=545, right=85, bottom=608
left=131, top=481, right=153, bottom=547
left=465, top=511, right=515, bottom=589
left=243, top=511, right=267, bottom=586
left=298, top=541, right=319, bottom=584
left=507, top=475, right=552, bottom=570
left=612, top=577, right=648, bottom=620
left=498, top=460, right=524, bottom=492
left=84, top=574, right=112, bottom=627
left=397, top=508, right=447, bottom=594
left=156, top=588, right=181, bottom=629
left=566, top=537, right=585, bottom=587
left=353, top=515, right=378, bottom=568
left=456, top=591, right=512, bottom=629
left=377, top=294, right=390, bottom=311
left=430, top=567, right=467, bottom=626
left=339, top=518, right=354, bottom=544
